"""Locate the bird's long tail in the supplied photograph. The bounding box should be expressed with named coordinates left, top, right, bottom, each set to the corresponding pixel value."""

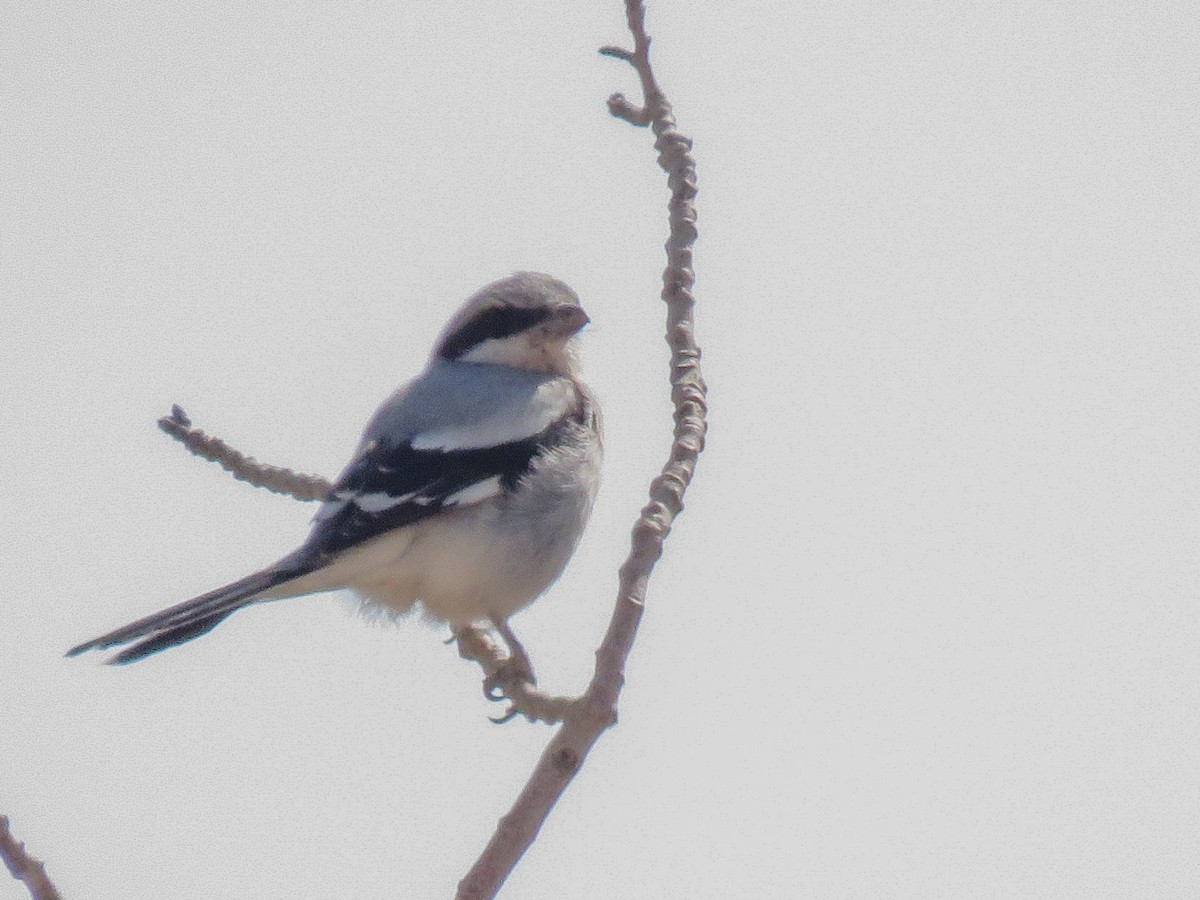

left=66, top=563, right=309, bottom=665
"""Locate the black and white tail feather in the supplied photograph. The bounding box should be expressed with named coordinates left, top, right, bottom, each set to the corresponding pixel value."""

left=67, top=272, right=601, bottom=665
left=66, top=565, right=305, bottom=664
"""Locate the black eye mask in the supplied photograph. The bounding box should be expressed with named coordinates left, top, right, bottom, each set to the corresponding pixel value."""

left=438, top=305, right=554, bottom=360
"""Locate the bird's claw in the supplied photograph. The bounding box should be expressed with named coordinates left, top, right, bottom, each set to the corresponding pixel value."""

left=452, top=622, right=576, bottom=725
left=482, top=654, right=537, bottom=702
left=480, top=657, right=579, bottom=726
left=488, top=705, right=521, bottom=725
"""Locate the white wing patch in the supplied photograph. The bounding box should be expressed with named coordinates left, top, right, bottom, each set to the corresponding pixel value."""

left=315, top=480, right=497, bottom=524
left=314, top=497, right=348, bottom=521
left=353, top=491, right=418, bottom=513
left=410, top=379, right=577, bottom=451
left=313, top=490, right=419, bottom=521
left=444, top=476, right=504, bottom=507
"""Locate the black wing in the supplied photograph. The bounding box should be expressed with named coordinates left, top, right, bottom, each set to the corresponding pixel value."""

left=302, top=409, right=584, bottom=561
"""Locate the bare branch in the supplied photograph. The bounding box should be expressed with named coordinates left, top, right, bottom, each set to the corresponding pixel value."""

left=157, top=404, right=333, bottom=501
left=456, top=2, right=706, bottom=896
left=0, top=817, right=62, bottom=900
left=149, top=3, right=704, bottom=894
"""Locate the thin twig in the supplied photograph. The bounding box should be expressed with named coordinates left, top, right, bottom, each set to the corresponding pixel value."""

left=0, top=817, right=62, bottom=900
left=157, top=405, right=333, bottom=501
left=150, top=3, right=704, bottom=893
left=456, top=2, right=706, bottom=896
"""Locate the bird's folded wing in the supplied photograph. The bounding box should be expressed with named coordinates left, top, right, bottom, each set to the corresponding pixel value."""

left=302, top=370, right=585, bottom=561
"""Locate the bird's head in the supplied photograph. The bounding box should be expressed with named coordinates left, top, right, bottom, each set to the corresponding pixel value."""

left=434, top=272, right=590, bottom=377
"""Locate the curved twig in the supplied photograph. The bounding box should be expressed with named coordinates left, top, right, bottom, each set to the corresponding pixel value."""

left=456, top=2, right=706, bottom=896
left=150, top=2, right=704, bottom=894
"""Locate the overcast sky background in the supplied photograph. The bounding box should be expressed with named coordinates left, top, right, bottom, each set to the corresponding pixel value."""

left=3, top=3, right=1199, bottom=898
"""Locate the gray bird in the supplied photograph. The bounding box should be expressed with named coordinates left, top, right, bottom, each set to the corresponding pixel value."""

left=68, top=272, right=602, bottom=666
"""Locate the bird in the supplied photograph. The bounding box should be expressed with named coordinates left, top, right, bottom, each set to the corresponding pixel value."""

left=67, top=272, right=602, bottom=667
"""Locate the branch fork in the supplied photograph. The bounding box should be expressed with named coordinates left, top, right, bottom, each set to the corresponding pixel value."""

left=147, top=3, right=704, bottom=896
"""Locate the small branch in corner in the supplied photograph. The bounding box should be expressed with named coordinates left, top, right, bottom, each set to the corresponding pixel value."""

left=0, top=816, right=61, bottom=900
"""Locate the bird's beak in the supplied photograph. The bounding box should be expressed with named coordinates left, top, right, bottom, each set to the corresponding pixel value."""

left=551, top=304, right=590, bottom=337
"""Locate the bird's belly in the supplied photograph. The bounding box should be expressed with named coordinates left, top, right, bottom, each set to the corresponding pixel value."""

left=343, top=504, right=569, bottom=625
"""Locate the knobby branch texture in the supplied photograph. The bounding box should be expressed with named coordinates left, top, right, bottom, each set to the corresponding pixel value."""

left=0, top=816, right=62, bottom=900
left=158, top=405, right=333, bottom=501
left=459, top=2, right=706, bottom=897
left=153, top=2, right=704, bottom=897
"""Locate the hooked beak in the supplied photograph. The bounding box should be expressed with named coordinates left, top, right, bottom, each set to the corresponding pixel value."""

left=551, top=304, right=590, bottom=337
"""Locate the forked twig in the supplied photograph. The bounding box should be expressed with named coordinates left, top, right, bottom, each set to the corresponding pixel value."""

left=153, top=1, right=705, bottom=894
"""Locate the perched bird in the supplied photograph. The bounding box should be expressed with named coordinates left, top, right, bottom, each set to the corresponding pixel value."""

left=68, top=272, right=601, bottom=666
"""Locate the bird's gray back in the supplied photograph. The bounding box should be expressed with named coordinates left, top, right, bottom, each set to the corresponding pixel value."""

left=360, top=360, right=568, bottom=450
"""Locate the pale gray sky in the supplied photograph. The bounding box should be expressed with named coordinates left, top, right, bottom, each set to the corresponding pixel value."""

left=3, top=3, right=1199, bottom=898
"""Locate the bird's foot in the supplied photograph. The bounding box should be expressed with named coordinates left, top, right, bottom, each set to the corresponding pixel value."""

left=489, top=616, right=536, bottom=687
left=452, top=623, right=580, bottom=725
left=484, top=669, right=579, bottom=725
